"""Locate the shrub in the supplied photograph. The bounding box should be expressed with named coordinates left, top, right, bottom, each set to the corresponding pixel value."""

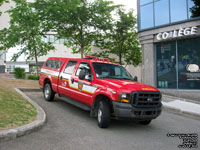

left=28, top=74, right=39, bottom=80
left=14, top=67, right=26, bottom=79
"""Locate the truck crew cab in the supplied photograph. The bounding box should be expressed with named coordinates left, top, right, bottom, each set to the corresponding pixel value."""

left=39, top=56, right=162, bottom=128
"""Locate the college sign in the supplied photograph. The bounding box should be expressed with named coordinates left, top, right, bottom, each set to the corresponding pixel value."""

left=156, top=26, right=198, bottom=41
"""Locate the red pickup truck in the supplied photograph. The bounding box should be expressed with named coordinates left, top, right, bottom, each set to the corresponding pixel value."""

left=39, top=56, right=162, bottom=128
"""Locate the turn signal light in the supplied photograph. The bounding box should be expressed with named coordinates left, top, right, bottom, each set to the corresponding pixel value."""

left=121, top=99, right=130, bottom=103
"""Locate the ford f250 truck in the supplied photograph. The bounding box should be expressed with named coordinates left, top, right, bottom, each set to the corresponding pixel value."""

left=39, top=56, right=162, bottom=128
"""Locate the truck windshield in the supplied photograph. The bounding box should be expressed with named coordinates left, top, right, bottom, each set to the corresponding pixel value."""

left=92, top=62, right=134, bottom=81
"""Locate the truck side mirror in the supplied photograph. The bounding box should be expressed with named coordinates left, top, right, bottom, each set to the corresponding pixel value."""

left=134, top=76, right=138, bottom=81
left=79, top=69, right=86, bottom=80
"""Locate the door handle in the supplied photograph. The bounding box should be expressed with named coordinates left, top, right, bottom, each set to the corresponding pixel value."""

left=71, top=78, right=74, bottom=84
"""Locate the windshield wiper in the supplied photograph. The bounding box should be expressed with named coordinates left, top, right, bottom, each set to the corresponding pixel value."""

left=117, top=78, right=135, bottom=81
left=99, top=76, right=135, bottom=81
left=99, top=76, right=120, bottom=79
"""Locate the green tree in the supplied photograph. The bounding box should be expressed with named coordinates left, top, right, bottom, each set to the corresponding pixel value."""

left=0, top=0, right=9, bottom=15
left=35, top=0, right=117, bottom=58
left=95, top=8, right=141, bottom=66
left=0, top=0, right=55, bottom=75
left=190, top=0, right=200, bottom=18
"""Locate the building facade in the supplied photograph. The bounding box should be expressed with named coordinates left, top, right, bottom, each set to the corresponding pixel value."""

left=137, top=0, right=200, bottom=92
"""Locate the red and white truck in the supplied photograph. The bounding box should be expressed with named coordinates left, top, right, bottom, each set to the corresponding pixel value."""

left=39, top=56, right=162, bottom=128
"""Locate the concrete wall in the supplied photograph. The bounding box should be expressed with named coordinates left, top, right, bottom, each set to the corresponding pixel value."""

left=37, top=45, right=81, bottom=62
left=138, top=19, right=200, bottom=87
left=126, top=65, right=142, bottom=82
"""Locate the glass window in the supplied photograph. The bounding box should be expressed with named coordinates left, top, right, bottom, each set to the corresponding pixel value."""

left=156, top=41, right=177, bottom=88
left=140, top=0, right=153, bottom=5
left=92, top=63, right=134, bottom=80
left=54, top=61, right=62, bottom=69
left=54, top=36, right=59, bottom=44
left=178, top=38, right=200, bottom=89
left=45, top=60, right=53, bottom=68
left=155, top=0, right=170, bottom=26
left=41, top=35, right=48, bottom=43
left=59, top=38, right=65, bottom=44
left=64, top=61, right=77, bottom=74
left=188, top=0, right=200, bottom=18
left=188, top=0, right=195, bottom=18
left=76, top=62, right=92, bottom=80
left=140, top=3, right=154, bottom=29
left=49, top=35, right=55, bottom=43
left=170, top=0, right=187, bottom=22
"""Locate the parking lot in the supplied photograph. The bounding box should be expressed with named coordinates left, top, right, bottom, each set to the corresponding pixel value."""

left=0, top=91, right=199, bottom=150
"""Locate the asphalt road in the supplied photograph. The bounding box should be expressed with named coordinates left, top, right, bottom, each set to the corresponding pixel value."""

left=0, top=92, right=200, bottom=150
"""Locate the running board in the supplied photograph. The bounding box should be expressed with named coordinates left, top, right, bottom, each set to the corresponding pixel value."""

left=58, top=95, right=91, bottom=111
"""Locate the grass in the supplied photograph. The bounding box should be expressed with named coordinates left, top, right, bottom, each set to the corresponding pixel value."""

left=0, top=88, right=37, bottom=129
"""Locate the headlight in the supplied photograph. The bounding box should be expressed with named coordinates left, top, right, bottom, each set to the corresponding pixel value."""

left=117, top=93, right=131, bottom=103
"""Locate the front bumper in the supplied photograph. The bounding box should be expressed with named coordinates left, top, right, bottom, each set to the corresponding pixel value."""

left=112, top=101, right=162, bottom=121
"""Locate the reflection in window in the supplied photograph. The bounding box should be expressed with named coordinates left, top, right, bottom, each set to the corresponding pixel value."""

left=140, top=0, right=152, bottom=5
left=139, top=0, right=200, bottom=30
left=156, top=42, right=177, bottom=88
left=170, top=0, right=187, bottom=22
left=188, top=0, right=195, bottom=18
left=140, top=3, right=154, bottom=29
left=92, top=62, right=133, bottom=80
left=76, top=63, right=92, bottom=80
left=189, top=0, right=200, bottom=18
left=178, top=38, right=200, bottom=89
left=155, top=0, right=169, bottom=26
left=64, top=61, right=77, bottom=74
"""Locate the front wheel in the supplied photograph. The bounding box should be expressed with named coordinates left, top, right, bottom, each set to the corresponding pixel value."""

left=43, top=83, right=55, bottom=101
left=139, top=120, right=151, bottom=125
left=97, top=101, right=110, bottom=128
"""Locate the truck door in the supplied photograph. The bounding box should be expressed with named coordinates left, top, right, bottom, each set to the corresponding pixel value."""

left=72, top=62, right=97, bottom=105
left=58, top=60, right=78, bottom=99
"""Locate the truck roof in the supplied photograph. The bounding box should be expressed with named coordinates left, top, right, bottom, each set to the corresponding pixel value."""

left=47, top=56, right=119, bottom=65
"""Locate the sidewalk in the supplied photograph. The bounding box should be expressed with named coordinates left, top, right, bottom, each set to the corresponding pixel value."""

left=0, top=73, right=15, bottom=79
left=162, top=94, right=200, bottom=120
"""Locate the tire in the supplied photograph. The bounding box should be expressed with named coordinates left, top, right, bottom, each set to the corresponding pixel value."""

left=97, top=101, right=110, bottom=128
left=139, top=120, right=151, bottom=125
left=43, top=83, right=55, bottom=101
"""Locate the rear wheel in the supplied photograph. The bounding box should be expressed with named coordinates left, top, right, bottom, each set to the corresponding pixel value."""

left=97, top=101, right=110, bottom=128
left=139, top=120, right=151, bottom=125
left=43, top=83, right=55, bottom=101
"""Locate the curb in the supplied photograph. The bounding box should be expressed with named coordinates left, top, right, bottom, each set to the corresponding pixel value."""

left=0, top=88, right=46, bottom=142
left=19, top=88, right=42, bottom=92
left=162, top=94, right=200, bottom=105
left=162, top=103, right=200, bottom=120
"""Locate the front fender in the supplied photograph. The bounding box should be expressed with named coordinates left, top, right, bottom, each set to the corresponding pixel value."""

left=91, top=88, right=117, bottom=106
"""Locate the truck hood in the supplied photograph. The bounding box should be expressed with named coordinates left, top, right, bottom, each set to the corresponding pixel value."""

left=99, top=79, right=159, bottom=92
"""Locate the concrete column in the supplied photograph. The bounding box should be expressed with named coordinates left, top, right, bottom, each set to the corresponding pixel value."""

left=141, top=43, right=156, bottom=86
